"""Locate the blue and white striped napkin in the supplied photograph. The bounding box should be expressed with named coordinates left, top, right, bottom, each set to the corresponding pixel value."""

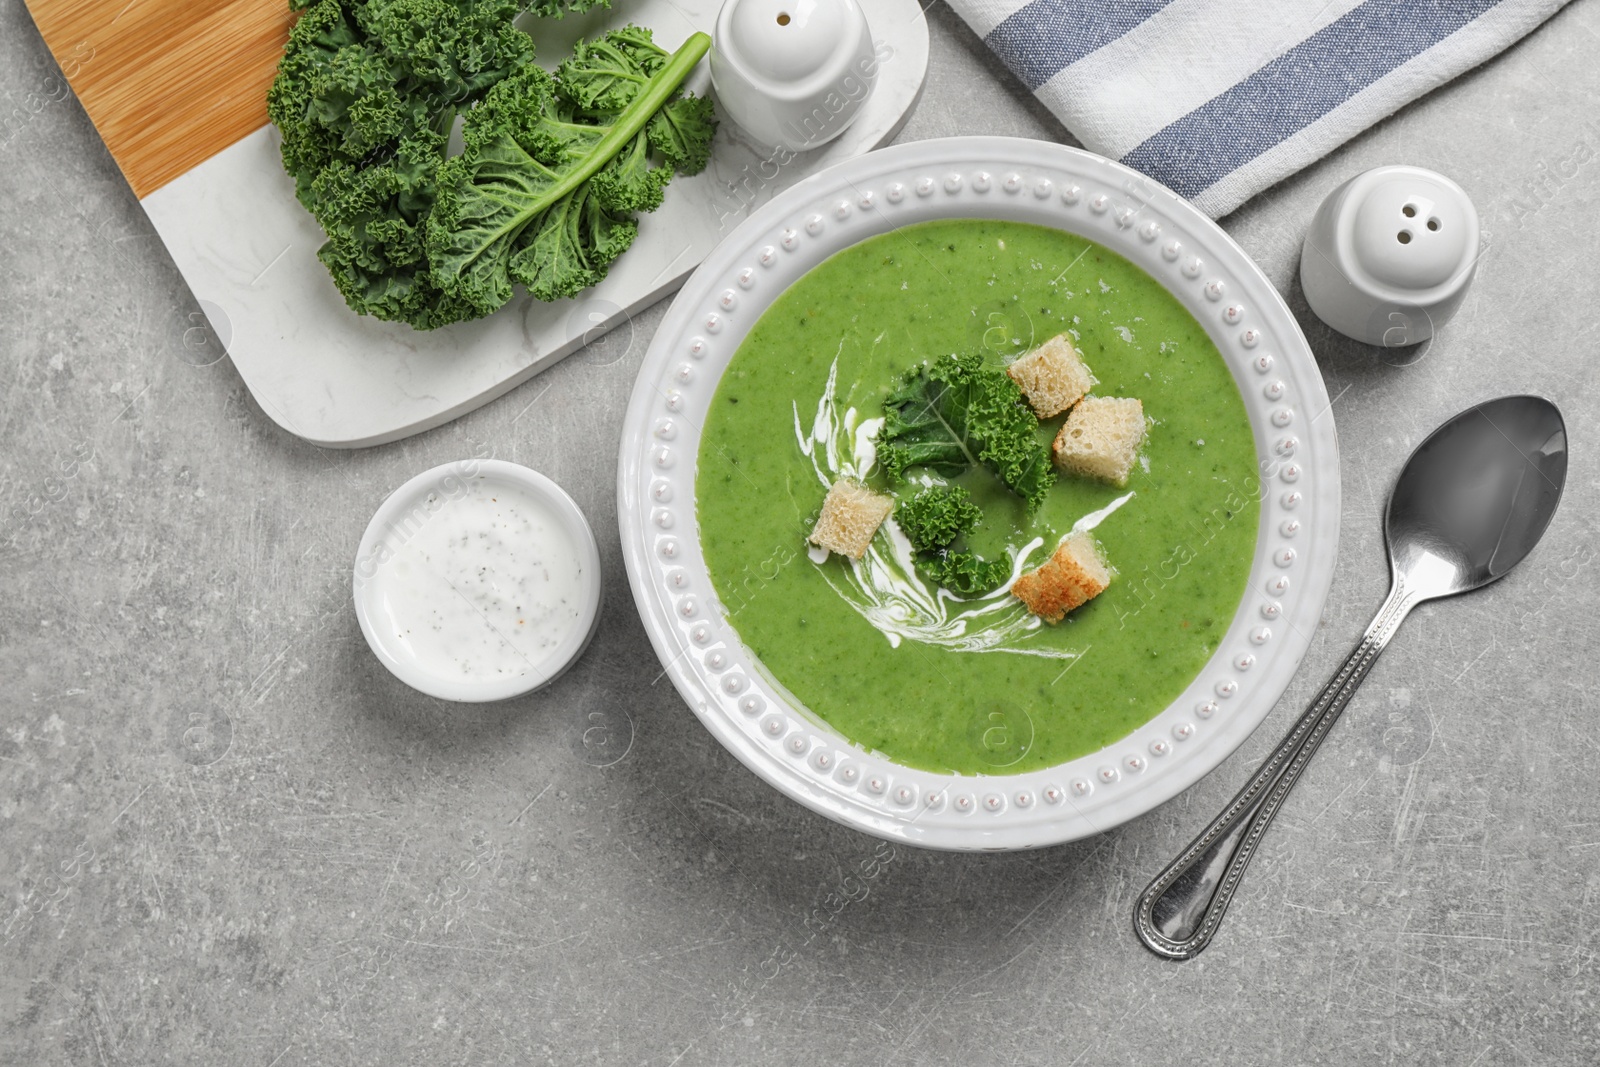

left=945, top=0, right=1574, bottom=216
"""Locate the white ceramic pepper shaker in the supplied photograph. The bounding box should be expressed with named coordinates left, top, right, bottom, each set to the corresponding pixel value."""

left=709, top=0, right=877, bottom=152
left=1299, top=165, right=1480, bottom=348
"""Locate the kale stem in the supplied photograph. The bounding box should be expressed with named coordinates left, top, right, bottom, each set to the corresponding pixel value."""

left=510, top=31, right=709, bottom=225
left=432, top=106, right=458, bottom=142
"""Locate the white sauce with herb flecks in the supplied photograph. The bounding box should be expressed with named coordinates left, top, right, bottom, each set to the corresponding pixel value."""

left=372, top=478, right=584, bottom=683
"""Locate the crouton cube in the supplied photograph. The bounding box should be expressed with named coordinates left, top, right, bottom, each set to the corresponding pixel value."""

left=1010, top=531, right=1111, bottom=623
left=1006, top=333, right=1096, bottom=418
left=1053, top=396, right=1146, bottom=486
left=808, top=479, right=893, bottom=560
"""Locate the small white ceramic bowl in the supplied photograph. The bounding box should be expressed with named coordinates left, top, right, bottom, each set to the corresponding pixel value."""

left=353, top=460, right=602, bottom=702
left=710, top=0, right=878, bottom=151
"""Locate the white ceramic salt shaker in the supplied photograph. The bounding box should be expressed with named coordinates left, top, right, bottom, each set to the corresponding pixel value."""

left=710, top=0, right=877, bottom=151
left=1300, top=165, right=1480, bottom=348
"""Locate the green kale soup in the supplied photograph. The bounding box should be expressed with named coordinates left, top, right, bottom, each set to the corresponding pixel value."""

left=695, top=219, right=1259, bottom=775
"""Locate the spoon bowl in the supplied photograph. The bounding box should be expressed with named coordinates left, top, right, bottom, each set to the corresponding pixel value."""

left=1134, top=395, right=1567, bottom=959
left=1387, top=396, right=1568, bottom=597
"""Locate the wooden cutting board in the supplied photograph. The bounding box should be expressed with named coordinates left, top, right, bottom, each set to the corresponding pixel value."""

left=27, top=0, right=295, bottom=198
left=22, top=0, right=930, bottom=447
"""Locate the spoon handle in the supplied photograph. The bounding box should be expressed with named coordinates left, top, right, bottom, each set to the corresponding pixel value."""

left=1133, top=580, right=1420, bottom=959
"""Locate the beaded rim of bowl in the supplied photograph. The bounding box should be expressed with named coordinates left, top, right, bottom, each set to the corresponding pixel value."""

left=618, top=137, right=1339, bottom=851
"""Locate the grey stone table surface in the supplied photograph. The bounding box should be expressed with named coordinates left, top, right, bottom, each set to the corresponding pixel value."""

left=3, top=2, right=1598, bottom=1064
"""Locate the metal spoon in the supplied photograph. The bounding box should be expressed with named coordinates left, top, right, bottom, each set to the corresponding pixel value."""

left=1134, top=395, right=1568, bottom=960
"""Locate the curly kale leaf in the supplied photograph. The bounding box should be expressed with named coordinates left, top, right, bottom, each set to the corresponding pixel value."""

left=878, top=353, right=1054, bottom=511
left=648, top=94, right=717, bottom=172
left=426, top=26, right=714, bottom=320
left=269, top=0, right=536, bottom=199
left=894, top=485, right=1010, bottom=597
left=268, top=0, right=540, bottom=326
left=510, top=181, right=639, bottom=302
left=919, top=552, right=1012, bottom=598
left=309, top=128, right=482, bottom=328
left=269, top=0, right=373, bottom=205
left=895, top=485, right=982, bottom=554
left=590, top=127, right=671, bottom=213
left=527, top=0, right=610, bottom=17
left=557, top=26, right=669, bottom=112
left=270, top=4, right=709, bottom=329
left=879, top=357, right=1052, bottom=592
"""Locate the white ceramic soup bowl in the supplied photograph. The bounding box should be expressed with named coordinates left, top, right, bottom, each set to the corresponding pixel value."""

left=618, top=137, right=1340, bottom=850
